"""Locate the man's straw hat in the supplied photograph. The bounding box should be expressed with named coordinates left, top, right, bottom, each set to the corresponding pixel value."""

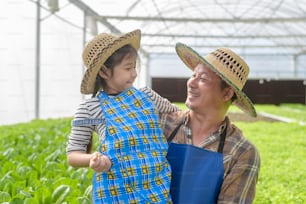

left=81, top=29, right=141, bottom=94
left=176, top=43, right=256, bottom=117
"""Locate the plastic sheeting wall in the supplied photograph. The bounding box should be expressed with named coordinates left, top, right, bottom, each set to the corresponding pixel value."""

left=0, top=0, right=148, bottom=125
left=1, top=1, right=87, bottom=125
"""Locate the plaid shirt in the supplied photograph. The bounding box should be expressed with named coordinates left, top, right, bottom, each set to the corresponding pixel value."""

left=142, top=87, right=261, bottom=204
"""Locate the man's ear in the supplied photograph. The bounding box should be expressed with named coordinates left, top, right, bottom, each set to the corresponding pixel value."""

left=223, top=87, right=235, bottom=101
left=98, top=66, right=110, bottom=79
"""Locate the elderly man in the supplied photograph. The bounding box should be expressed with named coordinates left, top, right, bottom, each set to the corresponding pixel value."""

left=143, top=43, right=260, bottom=204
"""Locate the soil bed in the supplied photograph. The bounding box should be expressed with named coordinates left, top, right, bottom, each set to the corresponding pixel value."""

left=228, top=112, right=281, bottom=122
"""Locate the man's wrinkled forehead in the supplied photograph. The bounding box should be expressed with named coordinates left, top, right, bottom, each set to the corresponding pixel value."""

left=193, top=63, right=222, bottom=80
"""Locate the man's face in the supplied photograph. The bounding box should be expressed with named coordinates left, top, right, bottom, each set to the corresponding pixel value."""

left=186, top=63, right=229, bottom=113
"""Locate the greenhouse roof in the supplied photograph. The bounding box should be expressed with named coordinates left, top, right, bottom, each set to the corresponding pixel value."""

left=66, top=0, right=306, bottom=56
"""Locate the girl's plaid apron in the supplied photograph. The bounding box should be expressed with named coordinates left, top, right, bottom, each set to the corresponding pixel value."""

left=92, top=87, right=172, bottom=203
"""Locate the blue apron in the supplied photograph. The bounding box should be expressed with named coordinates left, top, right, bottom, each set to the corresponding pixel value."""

left=166, top=123, right=226, bottom=204
left=92, top=87, right=171, bottom=203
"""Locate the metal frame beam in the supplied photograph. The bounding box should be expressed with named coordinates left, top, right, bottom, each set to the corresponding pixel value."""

left=142, top=33, right=306, bottom=39
left=142, top=44, right=306, bottom=48
left=96, top=15, right=306, bottom=23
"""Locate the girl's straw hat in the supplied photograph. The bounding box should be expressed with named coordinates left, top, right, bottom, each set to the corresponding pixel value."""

left=176, top=43, right=257, bottom=117
left=81, top=29, right=141, bottom=94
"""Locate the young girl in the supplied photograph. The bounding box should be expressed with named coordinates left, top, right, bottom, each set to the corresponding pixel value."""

left=66, top=29, right=176, bottom=203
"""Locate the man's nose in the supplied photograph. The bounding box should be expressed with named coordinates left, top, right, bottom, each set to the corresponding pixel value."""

left=188, top=77, right=197, bottom=87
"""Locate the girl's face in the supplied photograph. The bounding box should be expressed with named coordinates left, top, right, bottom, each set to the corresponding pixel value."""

left=100, top=54, right=137, bottom=94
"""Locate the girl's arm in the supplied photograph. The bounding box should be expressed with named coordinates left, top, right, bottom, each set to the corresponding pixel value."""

left=66, top=99, right=111, bottom=172
left=67, top=151, right=93, bottom=167
left=66, top=100, right=95, bottom=155
left=68, top=151, right=112, bottom=172
left=140, top=86, right=180, bottom=113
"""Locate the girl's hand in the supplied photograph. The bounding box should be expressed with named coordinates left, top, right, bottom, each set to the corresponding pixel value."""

left=89, top=152, right=112, bottom=172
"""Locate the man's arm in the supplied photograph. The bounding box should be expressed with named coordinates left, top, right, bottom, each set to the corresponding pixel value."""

left=218, top=145, right=260, bottom=204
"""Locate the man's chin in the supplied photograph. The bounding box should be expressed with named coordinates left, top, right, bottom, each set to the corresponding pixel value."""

left=185, top=100, right=191, bottom=109
left=186, top=98, right=200, bottom=110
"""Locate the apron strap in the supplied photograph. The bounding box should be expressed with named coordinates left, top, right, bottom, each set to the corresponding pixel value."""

left=167, top=122, right=183, bottom=142
left=217, top=127, right=227, bottom=153
left=168, top=122, right=227, bottom=153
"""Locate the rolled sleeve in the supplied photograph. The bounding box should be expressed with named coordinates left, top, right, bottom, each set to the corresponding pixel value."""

left=66, top=101, right=95, bottom=154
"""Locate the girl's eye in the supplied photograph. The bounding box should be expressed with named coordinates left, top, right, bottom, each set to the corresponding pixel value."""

left=126, top=66, right=136, bottom=70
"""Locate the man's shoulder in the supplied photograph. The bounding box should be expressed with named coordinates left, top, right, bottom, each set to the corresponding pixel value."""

left=227, top=123, right=259, bottom=154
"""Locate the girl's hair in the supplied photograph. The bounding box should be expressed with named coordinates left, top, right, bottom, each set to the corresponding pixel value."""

left=86, top=44, right=137, bottom=153
left=92, top=44, right=138, bottom=97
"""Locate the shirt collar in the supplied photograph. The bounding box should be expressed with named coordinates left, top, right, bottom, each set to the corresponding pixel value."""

left=184, top=113, right=229, bottom=147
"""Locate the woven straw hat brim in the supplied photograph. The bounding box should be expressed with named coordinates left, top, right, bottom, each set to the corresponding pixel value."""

left=80, top=29, right=141, bottom=94
left=175, top=42, right=257, bottom=117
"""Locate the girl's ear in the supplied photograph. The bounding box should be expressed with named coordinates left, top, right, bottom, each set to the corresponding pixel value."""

left=98, top=65, right=110, bottom=79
